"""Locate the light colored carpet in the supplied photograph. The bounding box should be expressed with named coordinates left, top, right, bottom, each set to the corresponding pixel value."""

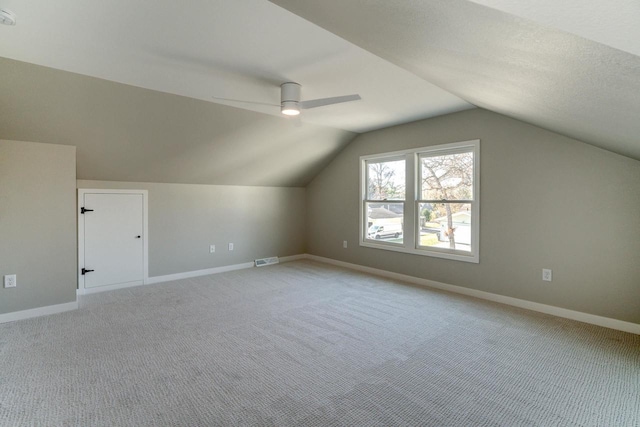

left=0, top=260, right=638, bottom=426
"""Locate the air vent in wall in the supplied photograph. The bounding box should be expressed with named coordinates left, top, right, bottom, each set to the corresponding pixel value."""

left=255, top=257, right=279, bottom=267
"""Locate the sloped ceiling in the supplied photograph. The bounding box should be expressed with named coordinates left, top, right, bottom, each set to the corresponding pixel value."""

left=1, top=0, right=638, bottom=189
left=0, top=0, right=475, bottom=187
left=466, top=0, right=640, bottom=57
left=0, top=57, right=355, bottom=187
left=271, top=0, right=640, bottom=160
left=0, top=0, right=471, bottom=133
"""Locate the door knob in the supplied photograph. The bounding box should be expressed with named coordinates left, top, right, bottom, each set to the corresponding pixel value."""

left=135, top=235, right=141, bottom=239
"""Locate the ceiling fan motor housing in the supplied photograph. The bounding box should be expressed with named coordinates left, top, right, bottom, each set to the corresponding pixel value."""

left=281, top=82, right=301, bottom=104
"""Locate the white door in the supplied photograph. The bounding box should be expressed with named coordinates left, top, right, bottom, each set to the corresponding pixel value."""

left=82, top=193, right=144, bottom=289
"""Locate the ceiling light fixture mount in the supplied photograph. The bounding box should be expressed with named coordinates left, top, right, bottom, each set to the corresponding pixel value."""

left=0, top=9, right=16, bottom=26
left=280, top=82, right=301, bottom=116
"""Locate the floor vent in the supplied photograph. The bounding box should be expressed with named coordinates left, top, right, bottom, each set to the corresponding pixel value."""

left=255, top=257, right=279, bottom=267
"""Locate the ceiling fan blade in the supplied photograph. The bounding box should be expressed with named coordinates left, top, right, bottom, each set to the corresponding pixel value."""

left=299, top=94, right=361, bottom=110
left=211, top=96, right=279, bottom=108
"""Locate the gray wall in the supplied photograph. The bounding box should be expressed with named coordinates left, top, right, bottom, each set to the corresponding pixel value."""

left=0, top=140, right=77, bottom=314
left=78, top=180, right=306, bottom=277
left=306, top=109, right=640, bottom=323
left=1, top=56, right=356, bottom=187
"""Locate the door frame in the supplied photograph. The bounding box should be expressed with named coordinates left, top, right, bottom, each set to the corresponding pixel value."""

left=77, top=188, right=149, bottom=295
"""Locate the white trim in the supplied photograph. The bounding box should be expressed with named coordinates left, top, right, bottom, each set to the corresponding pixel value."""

left=306, top=254, right=640, bottom=335
left=146, top=262, right=255, bottom=285
left=279, top=254, right=308, bottom=263
left=77, top=189, right=149, bottom=293
left=75, top=255, right=307, bottom=294
left=360, top=146, right=430, bottom=162
left=5, top=254, right=635, bottom=335
left=0, top=301, right=78, bottom=324
left=77, top=280, right=144, bottom=295
left=359, top=139, right=480, bottom=263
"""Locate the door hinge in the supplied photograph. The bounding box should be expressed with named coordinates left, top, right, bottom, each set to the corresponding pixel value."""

left=81, top=268, right=94, bottom=275
left=81, top=207, right=94, bottom=214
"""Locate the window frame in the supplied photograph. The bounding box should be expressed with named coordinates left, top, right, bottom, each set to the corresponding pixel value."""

left=359, top=140, right=480, bottom=263
left=362, top=155, right=408, bottom=248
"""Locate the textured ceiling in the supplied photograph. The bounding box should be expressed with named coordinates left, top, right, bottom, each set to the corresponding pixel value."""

left=0, top=57, right=355, bottom=187
left=0, top=0, right=471, bottom=133
left=466, top=0, right=640, bottom=57
left=271, top=0, right=640, bottom=160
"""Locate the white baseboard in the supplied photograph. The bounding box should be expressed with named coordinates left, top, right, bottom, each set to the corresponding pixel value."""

left=279, top=254, right=308, bottom=263
left=76, top=255, right=307, bottom=295
left=5, top=255, right=635, bottom=335
left=146, top=254, right=306, bottom=285
left=78, top=280, right=144, bottom=295
left=146, top=262, right=255, bottom=285
left=306, top=254, right=640, bottom=335
left=0, top=301, right=78, bottom=324
left=3, top=256, right=307, bottom=322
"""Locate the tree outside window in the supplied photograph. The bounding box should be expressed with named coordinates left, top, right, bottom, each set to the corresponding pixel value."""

left=420, top=152, right=473, bottom=249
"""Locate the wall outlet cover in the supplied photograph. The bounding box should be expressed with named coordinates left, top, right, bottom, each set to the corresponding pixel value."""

left=210, top=245, right=215, bottom=253
left=228, top=243, right=234, bottom=251
left=4, top=274, right=16, bottom=288
left=542, top=269, right=552, bottom=282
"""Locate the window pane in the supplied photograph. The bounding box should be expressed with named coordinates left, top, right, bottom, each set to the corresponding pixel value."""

left=418, top=203, right=471, bottom=252
left=420, top=152, right=473, bottom=201
left=365, top=202, right=404, bottom=244
left=367, top=159, right=405, bottom=200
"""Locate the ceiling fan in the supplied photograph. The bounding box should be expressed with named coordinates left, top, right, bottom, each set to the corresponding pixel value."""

left=213, top=82, right=361, bottom=116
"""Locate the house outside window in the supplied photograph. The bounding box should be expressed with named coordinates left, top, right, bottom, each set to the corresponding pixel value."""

left=360, top=140, right=480, bottom=263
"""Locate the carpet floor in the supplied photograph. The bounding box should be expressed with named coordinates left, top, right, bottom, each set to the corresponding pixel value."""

left=0, top=260, right=638, bottom=426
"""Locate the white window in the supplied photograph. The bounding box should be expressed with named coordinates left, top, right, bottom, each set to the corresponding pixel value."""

left=360, top=140, right=479, bottom=263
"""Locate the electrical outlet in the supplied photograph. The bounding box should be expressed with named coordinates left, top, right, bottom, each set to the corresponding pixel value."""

left=542, top=269, right=552, bottom=282
left=343, top=240, right=348, bottom=248
left=228, top=243, right=234, bottom=251
left=4, top=274, right=16, bottom=288
left=210, top=245, right=215, bottom=253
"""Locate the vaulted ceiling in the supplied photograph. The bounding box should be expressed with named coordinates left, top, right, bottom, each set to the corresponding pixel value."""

left=271, top=0, right=640, bottom=160
left=0, top=0, right=638, bottom=187
left=0, top=0, right=471, bottom=133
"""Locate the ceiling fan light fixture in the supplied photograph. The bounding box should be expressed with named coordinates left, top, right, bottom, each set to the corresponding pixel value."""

left=281, top=101, right=300, bottom=116
left=213, top=81, right=359, bottom=118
